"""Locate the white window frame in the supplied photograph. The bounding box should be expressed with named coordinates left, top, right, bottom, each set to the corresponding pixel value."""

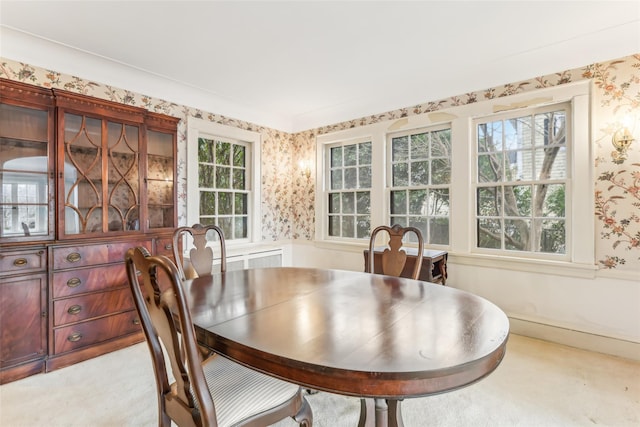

left=325, top=136, right=373, bottom=241
left=187, top=117, right=261, bottom=245
left=315, top=80, right=594, bottom=277
left=387, top=124, right=452, bottom=246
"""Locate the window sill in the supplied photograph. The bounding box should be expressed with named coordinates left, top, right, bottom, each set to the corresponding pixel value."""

left=449, top=252, right=598, bottom=279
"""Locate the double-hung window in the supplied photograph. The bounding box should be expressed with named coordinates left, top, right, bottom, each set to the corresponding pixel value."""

left=474, top=103, right=569, bottom=255
left=187, top=118, right=261, bottom=243
left=388, top=126, right=451, bottom=245
left=327, top=138, right=372, bottom=239
left=475, top=103, right=571, bottom=254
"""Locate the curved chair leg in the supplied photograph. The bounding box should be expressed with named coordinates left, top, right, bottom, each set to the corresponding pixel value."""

left=293, top=396, right=313, bottom=427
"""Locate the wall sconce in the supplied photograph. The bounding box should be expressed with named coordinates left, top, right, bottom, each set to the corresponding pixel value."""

left=612, top=122, right=635, bottom=162
left=299, top=160, right=312, bottom=180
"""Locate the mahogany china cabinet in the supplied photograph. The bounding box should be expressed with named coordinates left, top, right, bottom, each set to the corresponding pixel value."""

left=0, top=78, right=179, bottom=383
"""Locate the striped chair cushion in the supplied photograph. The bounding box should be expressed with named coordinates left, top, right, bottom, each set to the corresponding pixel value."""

left=195, top=354, right=300, bottom=427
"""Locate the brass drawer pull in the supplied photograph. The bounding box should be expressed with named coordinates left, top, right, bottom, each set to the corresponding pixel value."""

left=67, top=305, right=82, bottom=315
left=66, top=252, right=82, bottom=263
left=67, top=332, right=83, bottom=342
left=133, top=318, right=140, bottom=325
left=164, top=244, right=173, bottom=250
left=13, top=258, right=28, bottom=267
left=66, top=277, right=82, bottom=288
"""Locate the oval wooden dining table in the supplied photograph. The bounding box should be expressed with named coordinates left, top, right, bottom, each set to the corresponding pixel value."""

left=184, top=267, right=510, bottom=427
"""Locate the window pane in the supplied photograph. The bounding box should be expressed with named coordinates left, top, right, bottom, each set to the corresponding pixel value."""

left=393, top=163, right=408, bottom=186
left=538, top=219, right=565, bottom=253
left=234, top=216, right=247, bottom=238
left=408, top=189, right=427, bottom=215
left=477, top=187, right=501, bottom=216
left=504, top=185, right=531, bottom=217
left=344, top=168, right=357, bottom=189
left=535, top=146, right=566, bottom=180
left=198, top=138, right=213, bottom=163
left=359, top=166, right=371, bottom=188
left=356, top=191, right=370, bottom=214
left=218, top=217, right=232, bottom=238
left=429, top=189, right=449, bottom=216
left=202, top=162, right=215, bottom=187
left=431, top=158, right=450, bottom=185
left=329, top=193, right=340, bottom=213
left=504, top=219, right=531, bottom=251
left=200, top=191, right=215, bottom=215
left=410, top=133, right=429, bottom=159
left=356, top=216, right=370, bottom=239
left=392, top=136, right=408, bottom=161
left=538, top=184, right=565, bottom=217
left=408, top=217, right=427, bottom=242
left=233, top=145, right=245, bottom=167
left=430, top=217, right=449, bottom=245
left=410, top=160, right=429, bottom=185
left=342, top=192, right=355, bottom=214
left=431, top=129, right=451, bottom=158
left=343, top=216, right=355, bottom=237
left=477, top=218, right=502, bottom=249
left=478, top=153, right=503, bottom=183
left=344, top=145, right=357, bottom=166
left=215, top=141, right=231, bottom=165
left=328, top=215, right=340, bottom=236
left=234, top=193, right=247, bottom=215
left=359, top=142, right=371, bottom=164
left=390, top=216, right=407, bottom=227
left=232, top=169, right=245, bottom=190
left=215, top=166, right=231, bottom=188
left=218, top=192, right=232, bottom=215
left=390, top=191, right=406, bottom=215
left=478, top=121, right=502, bottom=152
left=331, top=147, right=342, bottom=167
left=505, top=150, right=533, bottom=181
left=331, top=169, right=343, bottom=190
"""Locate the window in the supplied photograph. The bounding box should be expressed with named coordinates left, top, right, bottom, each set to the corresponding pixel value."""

left=475, top=103, right=569, bottom=255
left=316, top=81, right=592, bottom=272
left=388, top=126, right=451, bottom=245
left=197, top=137, right=249, bottom=239
left=187, top=118, right=260, bottom=243
left=327, top=139, right=372, bottom=239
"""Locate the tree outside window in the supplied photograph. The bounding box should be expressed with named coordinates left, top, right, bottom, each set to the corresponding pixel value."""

left=475, top=104, right=569, bottom=254
left=389, top=127, right=451, bottom=245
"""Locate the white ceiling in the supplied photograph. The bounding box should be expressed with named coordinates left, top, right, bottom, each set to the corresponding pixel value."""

left=1, top=1, right=639, bottom=132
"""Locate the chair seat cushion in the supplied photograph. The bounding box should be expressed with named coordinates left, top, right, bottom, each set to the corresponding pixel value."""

left=200, top=354, right=300, bottom=427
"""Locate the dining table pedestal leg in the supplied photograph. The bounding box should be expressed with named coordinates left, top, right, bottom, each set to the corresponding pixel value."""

left=359, top=398, right=404, bottom=427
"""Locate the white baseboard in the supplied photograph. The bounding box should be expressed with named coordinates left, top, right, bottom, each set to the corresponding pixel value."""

left=509, top=317, right=640, bottom=361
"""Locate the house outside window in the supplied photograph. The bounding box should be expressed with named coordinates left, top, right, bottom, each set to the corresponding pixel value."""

left=474, top=103, right=569, bottom=255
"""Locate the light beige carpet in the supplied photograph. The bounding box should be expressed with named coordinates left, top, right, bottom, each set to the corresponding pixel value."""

left=1, top=334, right=638, bottom=426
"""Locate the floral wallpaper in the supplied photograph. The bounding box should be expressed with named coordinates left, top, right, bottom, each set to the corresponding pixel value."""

left=2, top=54, right=639, bottom=273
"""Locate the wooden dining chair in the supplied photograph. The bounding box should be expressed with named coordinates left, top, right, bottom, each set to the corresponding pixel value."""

left=125, top=246, right=313, bottom=427
left=366, top=224, right=425, bottom=280
left=173, top=224, right=226, bottom=280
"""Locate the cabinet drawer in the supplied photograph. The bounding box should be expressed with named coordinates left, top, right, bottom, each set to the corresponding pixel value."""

left=52, top=240, right=152, bottom=270
left=51, top=264, right=128, bottom=298
left=53, top=287, right=134, bottom=326
left=53, top=310, right=141, bottom=354
left=0, top=249, right=46, bottom=276
left=155, top=237, right=175, bottom=257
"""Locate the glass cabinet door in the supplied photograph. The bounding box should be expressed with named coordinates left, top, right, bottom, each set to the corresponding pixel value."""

left=0, top=102, right=53, bottom=240
left=60, top=112, right=142, bottom=236
left=146, top=128, right=175, bottom=230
